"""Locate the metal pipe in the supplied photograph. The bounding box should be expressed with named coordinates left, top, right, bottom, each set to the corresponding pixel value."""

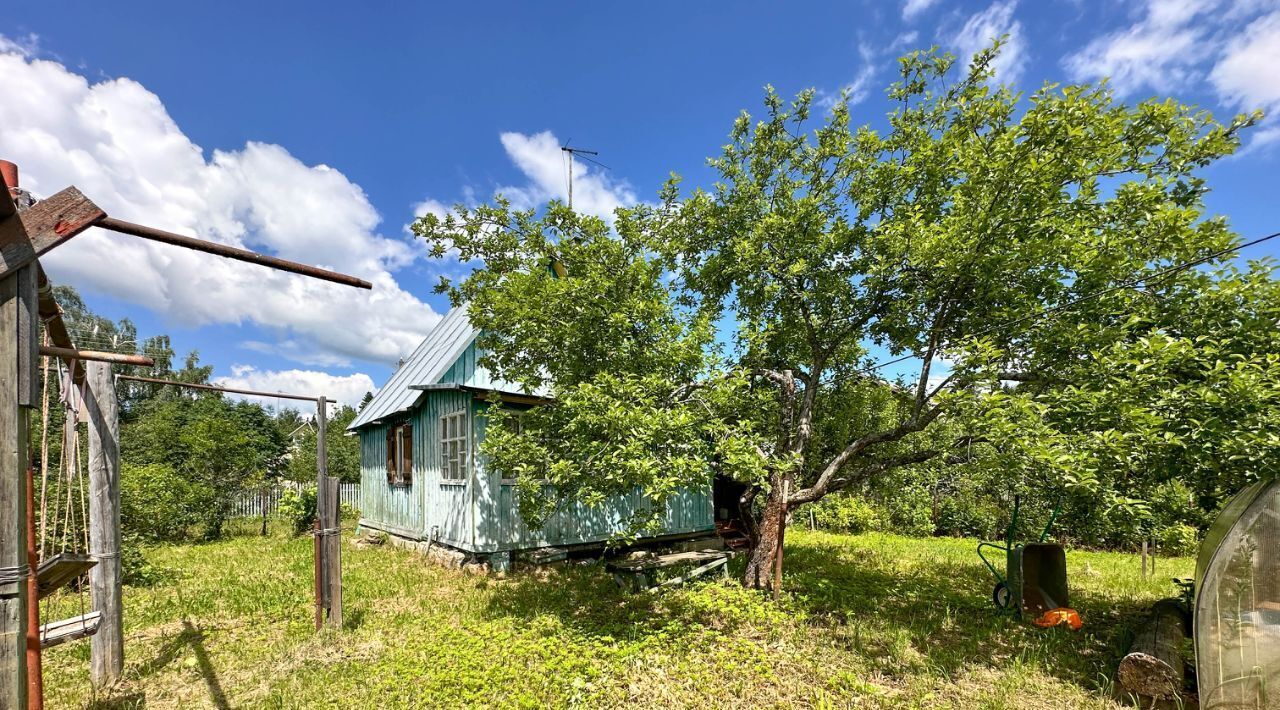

left=38, top=345, right=154, bottom=367
left=94, top=216, right=372, bottom=290
left=114, top=373, right=325, bottom=402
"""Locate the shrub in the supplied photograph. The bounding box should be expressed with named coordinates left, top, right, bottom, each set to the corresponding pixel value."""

left=279, top=485, right=318, bottom=536
left=809, top=496, right=883, bottom=534
left=120, top=463, right=212, bottom=542
left=878, top=486, right=934, bottom=537
left=1158, top=523, right=1200, bottom=556
left=934, top=495, right=999, bottom=539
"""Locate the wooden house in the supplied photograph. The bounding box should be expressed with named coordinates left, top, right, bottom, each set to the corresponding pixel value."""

left=348, top=305, right=716, bottom=569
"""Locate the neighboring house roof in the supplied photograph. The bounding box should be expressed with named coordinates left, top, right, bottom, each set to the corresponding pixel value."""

left=347, top=304, right=539, bottom=431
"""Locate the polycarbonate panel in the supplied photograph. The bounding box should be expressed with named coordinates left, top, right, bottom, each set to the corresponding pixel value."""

left=1196, top=479, right=1280, bottom=709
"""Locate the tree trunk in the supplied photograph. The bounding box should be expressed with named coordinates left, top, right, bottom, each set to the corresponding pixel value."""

left=743, top=483, right=785, bottom=590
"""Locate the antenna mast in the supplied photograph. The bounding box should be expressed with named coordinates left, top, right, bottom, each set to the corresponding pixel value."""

left=560, top=143, right=602, bottom=211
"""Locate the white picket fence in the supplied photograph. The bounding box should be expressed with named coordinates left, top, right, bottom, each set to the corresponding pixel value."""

left=231, top=483, right=360, bottom=518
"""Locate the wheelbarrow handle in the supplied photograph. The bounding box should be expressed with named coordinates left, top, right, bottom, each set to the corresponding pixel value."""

left=977, top=541, right=1008, bottom=584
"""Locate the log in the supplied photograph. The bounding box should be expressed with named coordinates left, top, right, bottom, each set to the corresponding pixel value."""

left=87, top=361, right=124, bottom=688
left=1116, top=599, right=1189, bottom=701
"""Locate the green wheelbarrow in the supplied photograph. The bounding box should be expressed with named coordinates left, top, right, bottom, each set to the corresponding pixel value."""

left=978, top=496, right=1068, bottom=617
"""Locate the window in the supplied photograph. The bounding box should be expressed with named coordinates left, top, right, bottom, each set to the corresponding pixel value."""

left=385, top=423, right=413, bottom=486
left=440, top=411, right=469, bottom=482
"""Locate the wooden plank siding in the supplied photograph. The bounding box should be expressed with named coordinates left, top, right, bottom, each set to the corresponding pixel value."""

left=357, top=341, right=715, bottom=553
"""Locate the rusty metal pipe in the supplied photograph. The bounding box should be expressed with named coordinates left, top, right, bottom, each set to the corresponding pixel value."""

left=115, top=373, right=325, bottom=402
left=38, top=345, right=154, bottom=367
left=94, top=216, right=372, bottom=290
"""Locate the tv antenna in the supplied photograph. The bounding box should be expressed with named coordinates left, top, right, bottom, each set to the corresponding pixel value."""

left=560, top=140, right=608, bottom=211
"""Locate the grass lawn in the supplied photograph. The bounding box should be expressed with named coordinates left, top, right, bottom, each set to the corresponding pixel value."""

left=42, top=523, right=1192, bottom=708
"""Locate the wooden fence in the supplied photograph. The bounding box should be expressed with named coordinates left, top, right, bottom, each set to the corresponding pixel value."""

left=231, top=483, right=360, bottom=518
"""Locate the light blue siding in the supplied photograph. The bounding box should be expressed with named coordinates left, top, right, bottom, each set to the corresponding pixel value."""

left=357, top=419, right=423, bottom=539
left=358, top=341, right=715, bottom=553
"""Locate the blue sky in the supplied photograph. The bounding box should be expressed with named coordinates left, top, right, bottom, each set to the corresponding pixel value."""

left=3, top=0, right=1278, bottom=405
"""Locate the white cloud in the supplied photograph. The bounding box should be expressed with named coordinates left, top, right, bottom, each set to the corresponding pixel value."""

left=495, top=131, right=637, bottom=221
left=1063, top=0, right=1218, bottom=94
left=0, top=45, right=440, bottom=368
left=951, top=0, right=1028, bottom=84
left=1210, top=10, right=1280, bottom=144
left=902, top=0, right=942, bottom=22
left=213, top=365, right=376, bottom=411
left=820, top=42, right=879, bottom=108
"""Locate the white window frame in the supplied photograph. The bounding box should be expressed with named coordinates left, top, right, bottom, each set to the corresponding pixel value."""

left=440, top=410, right=470, bottom=484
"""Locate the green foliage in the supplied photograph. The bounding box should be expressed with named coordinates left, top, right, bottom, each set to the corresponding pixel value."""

left=124, top=394, right=287, bottom=539
left=807, top=496, right=884, bottom=534
left=287, top=404, right=361, bottom=483
left=1159, top=523, right=1200, bottom=556
left=415, top=41, right=1263, bottom=572
left=119, top=463, right=211, bottom=542
left=278, top=485, right=317, bottom=536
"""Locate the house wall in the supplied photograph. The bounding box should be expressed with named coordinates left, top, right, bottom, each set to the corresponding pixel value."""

left=470, top=399, right=714, bottom=554
left=357, top=417, right=424, bottom=539
left=359, top=341, right=715, bottom=554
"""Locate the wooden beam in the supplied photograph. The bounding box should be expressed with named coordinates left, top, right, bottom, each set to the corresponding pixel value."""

left=86, top=361, right=123, bottom=688
left=36, top=266, right=85, bottom=385
left=38, top=345, right=153, bottom=367
left=0, top=188, right=104, bottom=280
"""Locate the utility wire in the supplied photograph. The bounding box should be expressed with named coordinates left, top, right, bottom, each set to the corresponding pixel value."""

left=857, top=229, right=1280, bottom=376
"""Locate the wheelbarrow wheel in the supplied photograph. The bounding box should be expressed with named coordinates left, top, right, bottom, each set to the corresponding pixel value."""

left=992, top=582, right=1010, bottom=609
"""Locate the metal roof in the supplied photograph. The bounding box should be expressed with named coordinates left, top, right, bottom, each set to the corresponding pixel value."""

left=347, top=305, right=476, bottom=431
left=347, top=304, right=544, bottom=431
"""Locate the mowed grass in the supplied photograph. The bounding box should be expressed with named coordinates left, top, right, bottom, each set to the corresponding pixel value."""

left=41, top=523, right=1192, bottom=708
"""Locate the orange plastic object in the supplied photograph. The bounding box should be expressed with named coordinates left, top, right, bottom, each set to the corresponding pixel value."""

left=1033, top=607, right=1082, bottom=630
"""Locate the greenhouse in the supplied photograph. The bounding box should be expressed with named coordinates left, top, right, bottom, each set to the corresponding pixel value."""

left=1195, top=478, right=1280, bottom=709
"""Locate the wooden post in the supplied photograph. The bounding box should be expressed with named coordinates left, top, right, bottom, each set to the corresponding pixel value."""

left=86, top=361, right=123, bottom=688
left=0, top=264, right=37, bottom=708
left=773, top=479, right=789, bottom=601
left=1141, top=540, right=1149, bottom=580
left=315, top=397, right=341, bottom=629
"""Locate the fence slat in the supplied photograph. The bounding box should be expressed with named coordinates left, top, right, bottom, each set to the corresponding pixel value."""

left=229, top=482, right=359, bottom=519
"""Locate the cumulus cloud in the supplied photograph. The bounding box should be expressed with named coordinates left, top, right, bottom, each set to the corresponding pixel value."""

left=0, top=44, right=440, bottom=368
left=495, top=131, right=637, bottom=221
left=902, top=0, right=942, bottom=21
left=1062, top=1, right=1280, bottom=147
left=213, top=365, right=376, bottom=411
left=1063, top=0, right=1217, bottom=94
left=1210, top=10, right=1280, bottom=144
left=950, top=0, right=1028, bottom=84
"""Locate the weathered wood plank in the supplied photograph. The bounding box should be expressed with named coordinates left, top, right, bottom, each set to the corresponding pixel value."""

left=0, top=267, right=34, bottom=708
left=0, top=187, right=105, bottom=279
left=39, top=611, right=101, bottom=650
left=86, top=361, right=123, bottom=687
left=35, top=554, right=97, bottom=601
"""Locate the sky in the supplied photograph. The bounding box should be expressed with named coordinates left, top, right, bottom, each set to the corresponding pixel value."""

left=3, top=0, right=1278, bottom=407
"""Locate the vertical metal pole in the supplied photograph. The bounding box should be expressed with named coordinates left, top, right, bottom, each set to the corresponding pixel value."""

left=24, top=465, right=41, bottom=709
left=86, top=361, right=122, bottom=688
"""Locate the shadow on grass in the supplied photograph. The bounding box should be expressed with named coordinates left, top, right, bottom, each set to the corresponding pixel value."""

left=133, top=619, right=229, bottom=709
left=484, top=537, right=1152, bottom=695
